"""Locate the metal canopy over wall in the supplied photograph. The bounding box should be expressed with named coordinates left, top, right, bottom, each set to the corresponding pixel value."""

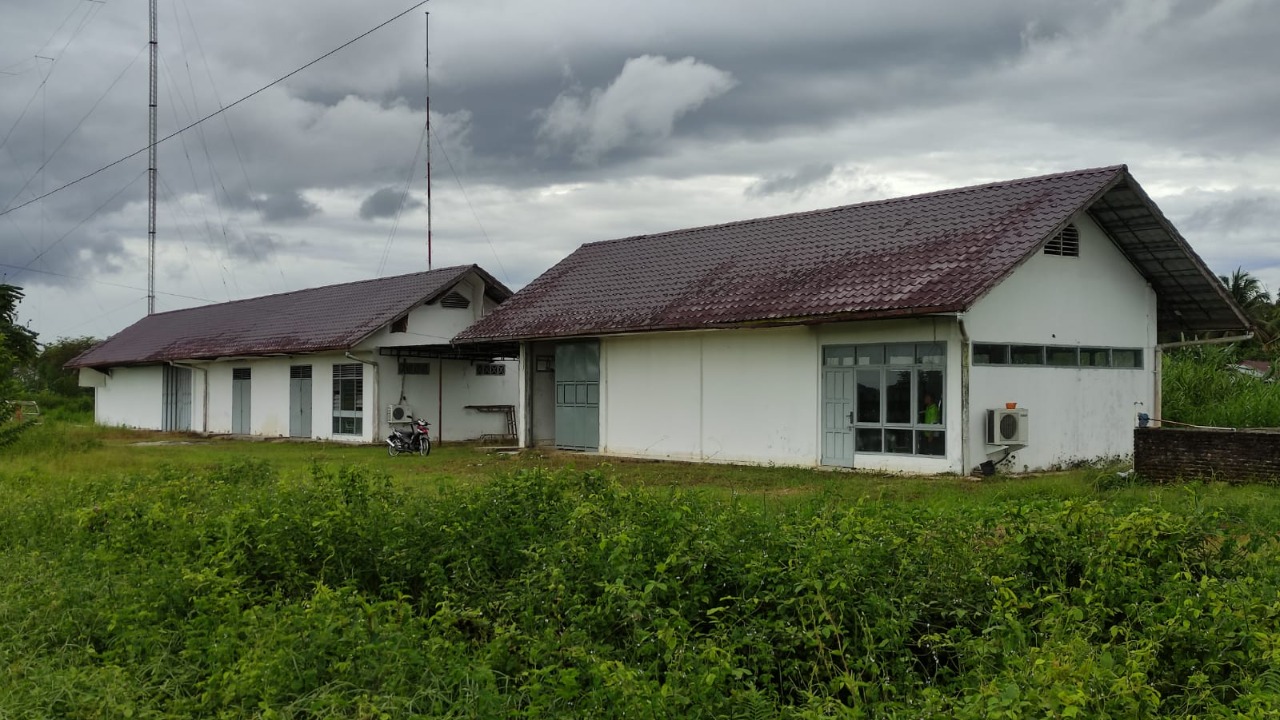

left=378, top=343, right=519, bottom=362
left=1088, top=178, right=1251, bottom=340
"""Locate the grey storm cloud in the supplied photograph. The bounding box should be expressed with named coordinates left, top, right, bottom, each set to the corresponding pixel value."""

left=3, top=0, right=1280, bottom=339
left=224, top=231, right=282, bottom=264
left=1180, top=196, right=1280, bottom=236
left=746, top=164, right=835, bottom=198
left=359, top=186, right=421, bottom=220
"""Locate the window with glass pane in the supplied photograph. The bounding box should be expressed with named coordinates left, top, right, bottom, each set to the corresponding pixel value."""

left=834, top=343, right=945, bottom=458
left=885, top=429, right=914, bottom=454
left=856, top=428, right=883, bottom=452
left=1011, top=345, right=1045, bottom=365
left=917, top=343, right=945, bottom=365
left=886, top=370, right=912, bottom=424
left=917, top=370, right=943, bottom=425
left=887, top=344, right=915, bottom=366
left=332, top=363, right=364, bottom=435
left=856, top=369, right=881, bottom=423
left=1046, top=346, right=1078, bottom=367
left=856, top=345, right=884, bottom=366
left=1112, top=349, right=1142, bottom=368
left=973, top=344, right=1009, bottom=364
left=1079, top=348, right=1110, bottom=367
left=824, top=346, right=855, bottom=366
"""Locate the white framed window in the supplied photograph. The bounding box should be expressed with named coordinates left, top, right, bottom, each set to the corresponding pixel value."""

left=332, top=363, right=363, bottom=435
left=973, top=344, right=1143, bottom=369
left=825, top=343, right=945, bottom=457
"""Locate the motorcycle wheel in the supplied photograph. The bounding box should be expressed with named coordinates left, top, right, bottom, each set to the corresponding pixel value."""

left=418, top=437, right=431, bottom=457
left=387, top=441, right=400, bottom=457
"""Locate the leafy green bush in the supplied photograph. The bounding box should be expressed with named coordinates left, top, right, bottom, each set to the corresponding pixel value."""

left=1163, top=345, right=1280, bottom=427
left=2, top=463, right=1279, bottom=717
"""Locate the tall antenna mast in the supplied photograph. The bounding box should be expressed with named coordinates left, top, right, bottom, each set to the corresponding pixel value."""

left=425, top=11, right=432, bottom=271
left=147, top=0, right=158, bottom=313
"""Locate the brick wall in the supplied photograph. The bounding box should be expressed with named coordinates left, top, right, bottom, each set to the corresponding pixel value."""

left=1134, top=427, right=1280, bottom=484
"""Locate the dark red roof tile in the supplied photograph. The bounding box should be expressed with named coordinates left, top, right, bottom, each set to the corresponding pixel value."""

left=459, top=166, right=1127, bottom=341
left=69, top=265, right=509, bottom=368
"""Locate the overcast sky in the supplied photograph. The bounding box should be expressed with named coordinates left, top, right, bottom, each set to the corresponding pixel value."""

left=2, top=0, right=1278, bottom=343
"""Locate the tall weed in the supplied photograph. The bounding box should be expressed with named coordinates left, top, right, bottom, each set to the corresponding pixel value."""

left=1164, top=345, right=1280, bottom=427
left=2, top=463, right=1279, bottom=717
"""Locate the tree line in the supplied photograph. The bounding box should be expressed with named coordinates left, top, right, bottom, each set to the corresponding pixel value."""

left=1, top=283, right=98, bottom=418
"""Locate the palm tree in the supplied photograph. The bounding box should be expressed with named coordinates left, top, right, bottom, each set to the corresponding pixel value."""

left=1219, top=267, right=1272, bottom=311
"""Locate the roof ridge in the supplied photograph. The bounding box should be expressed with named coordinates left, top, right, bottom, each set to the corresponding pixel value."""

left=583, top=165, right=1128, bottom=249
left=140, top=264, right=473, bottom=318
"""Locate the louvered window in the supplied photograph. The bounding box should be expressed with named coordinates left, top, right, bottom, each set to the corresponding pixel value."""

left=232, top=368, right=251, bottom=380
left=1044, top=224, right=1080, bottom=257
left=290, top=365, right=311, bottom=379
left=440, top=291, right=471, bottom=309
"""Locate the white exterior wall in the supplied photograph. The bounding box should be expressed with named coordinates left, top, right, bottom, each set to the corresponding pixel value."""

left=92, top=365, right=164, bottom=429
left=203, top=353, right=372, bottom=441
left=595, top=320, right=962, bottom=472
left=964, top=213, right=1158, bottom=470
left=362, top=274, right=493, bottom=350
left=370, top=354, right=518, bottom=442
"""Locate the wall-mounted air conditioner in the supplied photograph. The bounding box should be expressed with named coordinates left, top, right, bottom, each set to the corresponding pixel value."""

left=386, top=404, right=413, bottom=423
left=986, top=407, right=1029, bottom=445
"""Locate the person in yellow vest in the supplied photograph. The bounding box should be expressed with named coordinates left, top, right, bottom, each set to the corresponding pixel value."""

left=920, top=392, right=941, bottom=454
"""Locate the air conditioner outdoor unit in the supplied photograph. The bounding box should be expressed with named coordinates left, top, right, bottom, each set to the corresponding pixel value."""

left=986, top=407, right=1029, bottom=445
left=386, top=404, right=413, bottom=423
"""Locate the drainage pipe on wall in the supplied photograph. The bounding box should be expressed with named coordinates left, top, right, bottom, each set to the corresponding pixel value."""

left=344, top=352, right=379, bottom=443
left=956, top=315, right=970, bottom=476
left=168, top=360, right=208, bottom=433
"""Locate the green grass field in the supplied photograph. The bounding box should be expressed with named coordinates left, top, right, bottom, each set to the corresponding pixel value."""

left=3, top=421, right=1280, bottom=717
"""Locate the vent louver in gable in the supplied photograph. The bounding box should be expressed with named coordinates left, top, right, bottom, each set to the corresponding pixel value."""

left=1044, top=223, right=1080, bottom=257
left=440, top=291, right=471, bottom=309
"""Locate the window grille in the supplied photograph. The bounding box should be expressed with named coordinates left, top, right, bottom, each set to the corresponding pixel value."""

left=475, top=363, right=506, bottom=376
left=1044, top=223, right=1080, bottom=257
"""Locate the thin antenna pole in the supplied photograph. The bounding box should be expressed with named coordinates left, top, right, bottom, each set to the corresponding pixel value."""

left=147, top=0, right=158, bottom=313
left=425, top=10, right=432, bottom=271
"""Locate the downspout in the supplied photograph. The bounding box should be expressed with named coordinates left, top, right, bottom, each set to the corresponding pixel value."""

left=956, top=315, right=970, bottom=476
left=1152, top=347, right=1162, bottom=428
left=168, top=360, right=208, bottom=433
left=344, top=352, right=379, bottom=443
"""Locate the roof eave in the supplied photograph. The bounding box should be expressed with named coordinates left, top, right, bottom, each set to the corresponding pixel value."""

left=458, top=304, right=966, bottom=343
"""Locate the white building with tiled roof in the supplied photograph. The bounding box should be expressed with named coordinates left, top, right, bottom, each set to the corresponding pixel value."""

left=458, top=167, right=1252, bottom=473
left=69, top=265, right=519, bottom=444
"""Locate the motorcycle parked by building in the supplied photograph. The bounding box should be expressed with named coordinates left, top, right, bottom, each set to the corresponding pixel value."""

left=386, top=417, right=431, bottom=457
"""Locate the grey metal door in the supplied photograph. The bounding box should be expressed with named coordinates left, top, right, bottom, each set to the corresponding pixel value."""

left=554, top=341, right=599, bottom=450
left=289, top=365, right=312, bottom=437
left=821, top=367, right=855, bottom=467
left=161, top=365, right=192, bottom=431
left=231, top=368, right=251, bottom=434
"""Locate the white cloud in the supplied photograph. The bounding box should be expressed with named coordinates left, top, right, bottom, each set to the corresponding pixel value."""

left=535, top=55, right=736, bottom=163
